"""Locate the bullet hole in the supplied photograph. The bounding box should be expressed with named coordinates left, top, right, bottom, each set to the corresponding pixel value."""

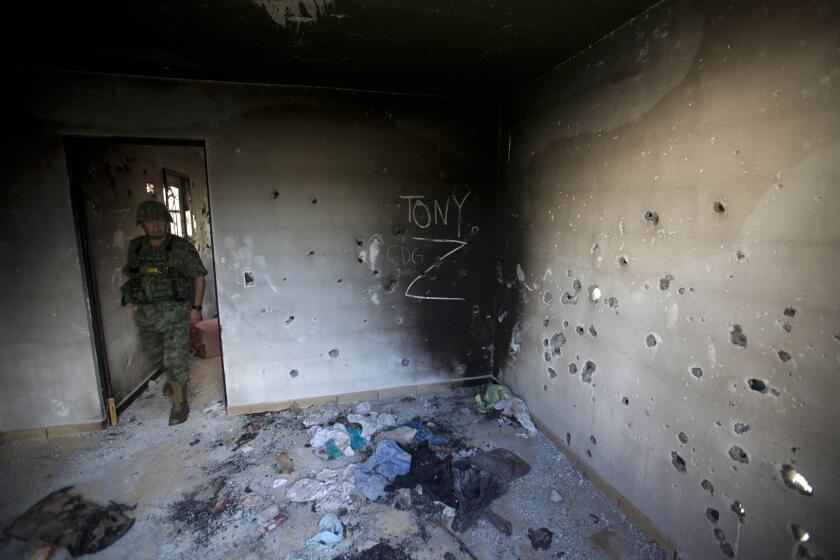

left=701, top=479, right=714, bottom=495
left=357, top=257, right=364, bottom=263
left=337, top=278, right=343, bottom=283
left=747, top=378, right=767, bottom=393
left=586, top=450, right=592, bottom=457
left=606, top=296, right=619, bottom=308
left=308, top=250, right=315, bottom=256
left=544, top=352, right=551, bottom=362
left=472, top=305, right=480, bottom=314
left=644, top=211, right=660, bottom=226
left=573, top=279, right=582, bottom=293
left=714, top=528, right=734, bottom=558
left=690, top=366, right=703, bottom=379
left=734, top=423, right=750, bottom=435
left=781, top=465, right=813, bottom=496
left=678, top=432, right=688, bottom=444
left=289, top=369, right=299, bottom=378
left=576, top=325, right=585, bottom=335
left=589, top=325, right=597, bottom=337
left=729, top=324, right=747, bottom=348
left=713, top=201, right=726, bottom=214
left=617, top=256, right=629, bottom=267
left=543, top=384, right=548, bottom=392
left=356, top=238, right=364, bottom=247
left=383, top=276, right=398, bottom=293
left=590, top=435, right=597, bottom=445
left=543, top=291, right=553, bottom=304
left=550, top=333, right=566, bottom=355
left=373, top=270, right=379, bottom=276
left=678, top=287, right=685, bottom=295
left=581, top=360, right=596, bottom=383
left=563, top=321, right=569, bottom=328
left=311, top=198, right=318, bottom=204
left=392, top=225, right=405, bottom=238
left=565, top=433, right=571, bottom=446
left=542, top=318, right=550, bottom=327
left=569, top=363, right=578, bottom=375
left=730, top=500, right=745, bottom=523
left=272, top=190, right=279, bottom=200
left=706, top=508, right=720, bottom=523
left=659, top=274, right=673, bottom=291
left=284, top=315, right=295, bottom=325
left=671, top=451, right=687, bottom=473
left=587, top=285, right=601, bottom=303
left=790, top=525, right=810, bottom=543
left=646, top=333, right=660, bottom=348
left=728, top=445, right=749, bottom=464
left=244, top=272, right=255, bottom=287
left=622, top=396, right=629, bottom=405
left=543, top=338, right=549, bottom=347
left=561, top=292, right=577, bottom=305
left=591, top=242, right=600, bottom=254
left=778, top=349, right=792, bottom=362
left=328, top=349, right=340, bottom=358
left=779, top=321, right=793, bottom=333
left=547, top=367, right=557, bottom=379
left=735, top=249, right=747, bottom=262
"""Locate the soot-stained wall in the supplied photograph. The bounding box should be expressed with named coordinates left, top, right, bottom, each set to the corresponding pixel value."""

left=0, top=71, right=497, bottom=431
left=495, top=0, right=840, bottom=558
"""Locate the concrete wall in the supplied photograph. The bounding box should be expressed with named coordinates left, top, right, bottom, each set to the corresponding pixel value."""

left=496, top=0, right=840, bottom=558
left=0, top=71, right=497, bottom=431
left=65, top=141, right=216, bottom=403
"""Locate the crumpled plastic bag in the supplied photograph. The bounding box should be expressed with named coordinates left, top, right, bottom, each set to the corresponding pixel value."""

left=346, top=412, right=397, bottom=440
left=474, top=384, right=513, bottom=412
left=309, top=424, right=355, bottom=457
left=286, top=465, right=357, bottom=511
left=305, top=512, right=344, bottom=550
left=493, top=397, right=538, bottom=435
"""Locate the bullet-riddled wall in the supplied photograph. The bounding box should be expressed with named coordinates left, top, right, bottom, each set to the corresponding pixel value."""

left=0, top=72, right=497, bottom=432
left=495, top=0, right=840, bottom=558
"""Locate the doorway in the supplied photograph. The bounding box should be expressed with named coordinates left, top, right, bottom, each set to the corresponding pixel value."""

left=65, top=138, right=221, bottom=416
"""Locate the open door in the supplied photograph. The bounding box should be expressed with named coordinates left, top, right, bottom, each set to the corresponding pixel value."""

left=65, top=138, right=219, bottom=413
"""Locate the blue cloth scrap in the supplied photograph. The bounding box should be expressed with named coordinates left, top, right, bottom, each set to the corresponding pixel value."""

left=353, top=440, right=412, bottom=501
left=306, top=512, right=344, bottom=550
left=325, top=439, right=344, bottom=460
left=346, top=425, right=367, bottom=451
left=405, top=419, right=448, bottom=445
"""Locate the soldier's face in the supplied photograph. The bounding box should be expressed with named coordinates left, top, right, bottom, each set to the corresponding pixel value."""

left=141, top=220, right=167, bottom=239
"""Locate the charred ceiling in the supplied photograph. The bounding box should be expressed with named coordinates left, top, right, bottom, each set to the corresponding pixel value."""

left=10, top=0, right=660, bottom=96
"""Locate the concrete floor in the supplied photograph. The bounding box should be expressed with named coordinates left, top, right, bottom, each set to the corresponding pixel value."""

left=0, top=357, right=668, bottom=559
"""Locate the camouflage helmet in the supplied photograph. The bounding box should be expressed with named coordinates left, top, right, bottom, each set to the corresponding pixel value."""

left=136, top=200, right=172, bottom=224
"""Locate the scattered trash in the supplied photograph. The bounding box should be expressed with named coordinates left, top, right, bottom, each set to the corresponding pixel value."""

left=347, top=412, right=397, bottom=440
left=310, top=424, right=356, bottom=458
left=272, top=478, right=288, bottom=489
left=375, top=426, right=417, bottom=445
left=332, top=542, right=414, bottom=560
left=493, top=397, right=539, bottom=435
left=474, top=384, right=512, bottom=412
left=306, top=512, right=344, bottom=550
left=346, top=425, right=367, bottom=451
left=203, top=400, right=224, bottom=413
left=26, top=544, right=71, bottom=560
left=303, top=402, right=342, bottom=427
left=231, top=431, right=258, bottom=451
left=353, top=402, right=372, bottom=414
left=262, top=516, right=287, bottom=534
left=528, top=527, right=554, bottom=550
left=239, top=444, right=255, bottom=454
left=286, top=465, right=357, bottom=511
left=550, top=489, right=563, bottom=503
left=3, top=487, right=135, bottom=556
left=212, top=496, right=228, bottom=513
left=238, top=493, right=265, bottom=508
left=404, top=419, right=448, bottom=445
left=257, top=504, right=280, bottom=524
left=354, top=440, right=412, bottom=501
left=275, top=452, right=294, bottom=474
left=435, top=501, right=456, bottom=518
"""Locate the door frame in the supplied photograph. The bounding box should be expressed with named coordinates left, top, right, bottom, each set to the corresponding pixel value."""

left=63, top=136, right=216, bottom=417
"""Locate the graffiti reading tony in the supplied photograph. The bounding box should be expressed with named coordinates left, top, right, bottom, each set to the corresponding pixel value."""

left=397, top=191, right=471, bottom=302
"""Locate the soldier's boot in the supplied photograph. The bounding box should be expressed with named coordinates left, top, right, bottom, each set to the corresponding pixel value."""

left=168, top=382, right=190, bottom=426
left=162, top=381, right=173, bottom=396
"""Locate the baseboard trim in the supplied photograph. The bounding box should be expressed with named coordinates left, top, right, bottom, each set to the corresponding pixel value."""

left=529, top=412, right=678, bottom=560
left=227, top=375, right=493, bottom=416
left=1, top=419, right=105, bottom=444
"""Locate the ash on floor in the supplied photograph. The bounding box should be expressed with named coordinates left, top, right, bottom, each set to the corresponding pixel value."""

left=0, top=357, right=668, bottom=560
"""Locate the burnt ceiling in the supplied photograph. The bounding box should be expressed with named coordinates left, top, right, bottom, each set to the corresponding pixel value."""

left=12, top=0, right=660, bottom=97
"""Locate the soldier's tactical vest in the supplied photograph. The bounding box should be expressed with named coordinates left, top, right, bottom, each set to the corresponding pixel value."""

left=121, top=236, right=193, bottom=305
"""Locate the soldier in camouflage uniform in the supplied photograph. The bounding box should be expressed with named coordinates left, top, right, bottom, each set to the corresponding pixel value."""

left=122, top=200, right=208, bottom=425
